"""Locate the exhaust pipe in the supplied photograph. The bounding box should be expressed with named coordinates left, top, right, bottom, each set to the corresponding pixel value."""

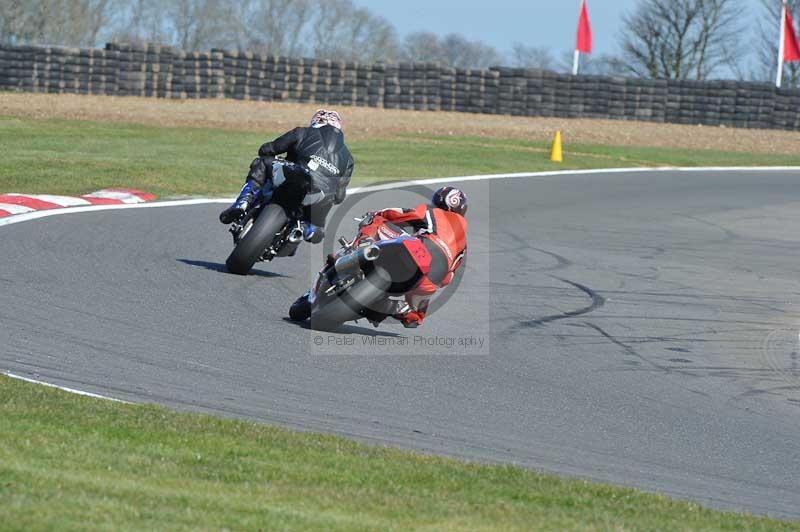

left=276, top=226, right=304, bottom=257
left=362, top=244, right=381, bottom=262
left=287, top=227, right=304, bottom=244
left=334, top=244, right=381, bottom=275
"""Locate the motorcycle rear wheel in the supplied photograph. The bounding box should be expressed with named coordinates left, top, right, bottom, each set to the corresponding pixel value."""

left=225, top=204, right=288, bottom=275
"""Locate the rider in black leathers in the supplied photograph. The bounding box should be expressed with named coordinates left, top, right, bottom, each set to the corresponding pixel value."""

left=219, top=109, right=354, bottom=243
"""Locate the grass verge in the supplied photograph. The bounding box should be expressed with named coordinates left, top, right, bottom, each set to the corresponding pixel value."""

left=0, top=374, right=794, bottom=531
left=2, top=116, right=799, bottom=198
left=2, top=114, right=799, bottom=529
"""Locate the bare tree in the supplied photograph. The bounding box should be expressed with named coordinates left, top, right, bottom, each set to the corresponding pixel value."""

left=215, top=0, right=251, bottom=51
left=83, top=0, right=114, bottom=45
left=45, top=0, right=115, bottom=46
left=442, top=33, right=502, bottom=68
left=402, top=31, right=502, bottom=68
left=754, top=0, right=800, bottom=87
left=511, top=43, right=556, bottom=70
left=0, top=0, right=114, bottom=47
left=619, top=0, right=745, bottom=80
left=557, top=50, right=629, bottom=76
left=253, top=0, right=312, bottom=56
left=308, top=0, right=398, bottom=62
left=1, top=0, right=503, bottom=69
left=440, top=34, right=476, bottom=67
left=108, top=0, right=311, bottom=53
left=584, top=54, right=629, bottom=76
left=401, top=31, right=442, bottom=63
left=164, top=0, right=228, bottom=51
left=0, top=0, right=41, bottom=44
left=109, top=0, right=170, bottom=45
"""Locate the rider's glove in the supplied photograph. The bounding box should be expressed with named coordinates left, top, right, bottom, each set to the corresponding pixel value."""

left=359, top=212, right=375, bottom=227
left=258, top=143, right=274, bottom=158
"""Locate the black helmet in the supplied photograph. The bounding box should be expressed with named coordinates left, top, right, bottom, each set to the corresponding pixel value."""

left=431, top=186, right=468, bottom=216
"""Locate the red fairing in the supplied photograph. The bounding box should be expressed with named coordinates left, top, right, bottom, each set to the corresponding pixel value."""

left=356, top=215, right=389, bottom=241
left=355, top=214, right=407, bottom=243
left=402, top=238, right=431, bottom=274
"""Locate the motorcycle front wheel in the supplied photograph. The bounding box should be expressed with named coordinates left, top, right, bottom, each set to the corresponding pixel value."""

left=310, top=269, right=390, bottom=331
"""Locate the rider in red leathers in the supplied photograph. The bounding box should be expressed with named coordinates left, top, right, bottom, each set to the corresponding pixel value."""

left=289, top=186, right=468, bottom=328
left=374, top=186, right=468, bottom=327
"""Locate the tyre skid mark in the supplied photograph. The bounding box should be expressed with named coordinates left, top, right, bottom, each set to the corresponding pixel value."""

left=579, top=321, right=673, bottom=374
left=509, top=278, right=605, bottom=332
left=502, top=235, right=573, bottom=274
left=578, top=323, right=718, bottom=401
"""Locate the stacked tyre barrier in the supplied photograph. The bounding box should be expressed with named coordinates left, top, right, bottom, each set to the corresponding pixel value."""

left=1, top=42, right=799, bottom=131
left=0, top=44, right=119, bottom=95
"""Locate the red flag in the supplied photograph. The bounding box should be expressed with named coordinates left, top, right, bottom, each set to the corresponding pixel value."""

left=784, top=3, right=800, bottom=62
left=576, top=0, right=593, bottom=54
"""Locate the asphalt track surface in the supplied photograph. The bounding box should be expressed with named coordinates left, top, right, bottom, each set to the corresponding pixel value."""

left=3, top=169, right=800, bottom=518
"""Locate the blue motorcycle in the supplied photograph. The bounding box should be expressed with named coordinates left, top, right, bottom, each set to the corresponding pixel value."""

left=225, top=161, right=319, bottom=275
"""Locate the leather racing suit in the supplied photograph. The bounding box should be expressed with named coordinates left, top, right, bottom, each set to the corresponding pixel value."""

left=374, top=203, right=467, bottom=327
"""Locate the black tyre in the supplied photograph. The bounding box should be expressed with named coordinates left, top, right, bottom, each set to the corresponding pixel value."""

left=310, top=270, right=390, bottom=331
left=225, top=204, right=288, bottom=275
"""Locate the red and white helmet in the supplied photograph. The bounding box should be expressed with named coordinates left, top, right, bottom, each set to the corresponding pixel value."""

left=432, top=186, right=468, bottom=216
left=310, top=109, right=343, bottom=130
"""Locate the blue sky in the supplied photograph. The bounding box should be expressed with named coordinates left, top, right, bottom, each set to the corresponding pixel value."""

left=355, top=0, right=762, bottom=60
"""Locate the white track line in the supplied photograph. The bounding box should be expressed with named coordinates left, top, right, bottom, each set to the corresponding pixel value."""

left=2, top=371, right=131, bottom=403
left=2, top=166, right=799, bottom=229
left=2, top=166, right=798, bottom=401
left=351, top=166, right=800, bottom=192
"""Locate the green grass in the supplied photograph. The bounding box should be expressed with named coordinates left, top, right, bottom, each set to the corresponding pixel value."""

left=1, top=375, right=794, bottom=531
left=2, top=116, right=799, bottom=198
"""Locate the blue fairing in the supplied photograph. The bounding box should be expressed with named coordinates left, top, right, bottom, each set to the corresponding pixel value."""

left=259, top=180, right=274, bottom=203
left=376, top=235, right=413, bottom=247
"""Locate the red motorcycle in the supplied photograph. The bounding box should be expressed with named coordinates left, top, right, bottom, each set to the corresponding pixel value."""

left=289, top=212, right=432, bottom=330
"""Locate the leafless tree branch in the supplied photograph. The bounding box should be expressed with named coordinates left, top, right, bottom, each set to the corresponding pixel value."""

left=619, top=0, right=745, bottom=80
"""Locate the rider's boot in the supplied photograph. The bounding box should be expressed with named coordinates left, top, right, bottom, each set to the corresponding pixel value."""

left=289, top=292, right=312, bottom=322
left=302, top=222, right=325, bottom=244
left=219, top=180, right=258, bottom=224
left=364, top=300, right=403, bottom=328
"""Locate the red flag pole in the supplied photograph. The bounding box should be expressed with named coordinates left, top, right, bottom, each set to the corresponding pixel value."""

left=573, top=0, right=581, bottom=75
left=778, top=1, right=787, bottom=87
left=573, top=0, right=593, bottom=75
